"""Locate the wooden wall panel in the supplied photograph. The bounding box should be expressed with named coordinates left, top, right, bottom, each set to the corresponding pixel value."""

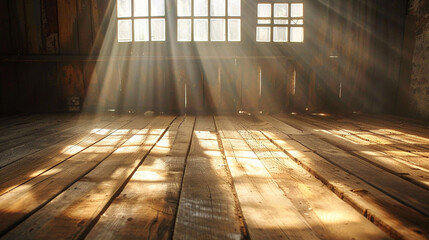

left=8, top=0, right=27, bottom=54
left=77, top=0, right=94, bottom=55
left=0, top=1, right=12, bottom=54
left=24, top=0, right=43, bottom=54
left=41, top=0, right=59, bottom=54
left=241, top=61, right=259, bottom=112
left=57, top=0, right=79, bottom=54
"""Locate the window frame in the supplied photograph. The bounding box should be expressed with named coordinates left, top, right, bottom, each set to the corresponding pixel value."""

left=256, top=1, right=304, bottom=43
left=117, top=0, right=167, bottom=43
left=176, top=0, right=241, bottom=42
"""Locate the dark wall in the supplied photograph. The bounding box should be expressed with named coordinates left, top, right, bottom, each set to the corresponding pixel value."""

left=397, top=0, right=429, bottom=120
left=0, top=0, right=408, bottom=115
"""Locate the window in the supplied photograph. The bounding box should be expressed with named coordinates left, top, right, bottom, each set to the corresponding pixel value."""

left=177, top=0, right=241, bottom=42
left=256, top=2, right=304, bottom=42
left=117, top=0, right=166, bottom=42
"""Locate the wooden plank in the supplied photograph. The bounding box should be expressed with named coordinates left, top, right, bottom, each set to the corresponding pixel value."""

left=0, top=115, right=81, bottom=153
left=215, top=116, right=319, bottom=240
left=24, top=0, right=43, bottom=54
left=236, top=116, right=390, bottom=240
left=0, top=0, right=12, bottom=54
left=264, top=114, right=429, bottom=239
left=86, top=116, right=194, bottom=239
left=41, top=0, right=59, bottom=54
left=8, top=0, right=27, bottom=54
left=2, top=116, right=176, bottom=240
left=77, top=0, right=93, bottom=55
left=173, top=116, right=242, bottom=239
left=289, top=114, right=429, bottom=189
left=57, top=0, right=79, bottom=54
left=0, top=115, right=144, bottom=236
left=0, top=115, right=129, bottom=196
left=289, top=132, right=429, bottom=217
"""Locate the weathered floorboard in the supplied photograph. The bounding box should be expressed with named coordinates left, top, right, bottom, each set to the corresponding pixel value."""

left=173, top=116, right=242, bottom=240
left=86, top=115, right=195, bottom=240
left=2, top=116, right=175, bottom=240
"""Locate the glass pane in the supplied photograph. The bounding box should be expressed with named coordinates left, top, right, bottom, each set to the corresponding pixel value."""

left=291, top=19, right=303, bottom=25
left=273, top=27, right=287, bottom=42
left=194, top=19, right=208, bottom=41
left=178, top=0, right=191, bottom=16
left=151, top=0, right=165, bottom=16
left=290, top=27, right=304, bottom=42
left=117, top=0, right=131, bottom=17
left=151, top=18, right=165, bottom=41
left=257, top=4, right=271, bottom=18
left=134, top=0, right=148, bottom=17
left=274, top=3, right=288, bottom=18
left=274, top=19, right=288, bottom=24
left=258, top=19, right=271, bottom=24
left=256, top=26, right=270, bottom=42
left=135, top=19, right=149, bottom=41
left=210, top=19, right=225, bottom=41
left=118, top=20, right=132, bottom=42
left=211, top=0, right=225, bottom=16
left=228, top=0, right=240, bottom=16
left=228, top=19, right=240, bottom=41
left=291, top=3, right=303, bottom=17
left=178, top=19, right=191, bottom=41
left=194, top=0, right=208, bottom=16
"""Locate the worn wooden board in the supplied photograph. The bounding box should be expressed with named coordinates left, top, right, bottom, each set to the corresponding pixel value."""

left=289, top=114, right=429, bottom=189
left=77, top=0, right=93, bottom=55
left=215, top=116, right=319, bottom=240
left=57, top=0, right=79, bottom=54
left=86, top=116, right=194, bottom=240
left=0, top=0, right=12, bottom=54
left=24, top=0, right=43, bottom=54
left=236, top=115, right=390, bottom=240
left=0, top=115, right=144, bottom=236
left=2, top=116, right=176, bottom=240
left=41, top=0, right=59, bottom=54
left=0, top=115, right=130, bottom=196
left=265, top=114, right=429, bottom=239
left=174, top=116, right=242, bottom=239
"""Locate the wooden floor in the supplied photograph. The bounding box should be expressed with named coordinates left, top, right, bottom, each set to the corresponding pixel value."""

left=0, top=113, right=428, bottom=240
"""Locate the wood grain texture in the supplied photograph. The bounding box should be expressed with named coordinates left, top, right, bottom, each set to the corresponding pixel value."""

left=57, top=0, right=79, bottom=54
left=215, top=115, right=319, bottom=240
left=86, top=116, right=194, bottom=240
left=174, top=116, right=242, bottom=240
left=236, top=115, right=390, bottom=240
left=2, top=116, right=175, bottom=240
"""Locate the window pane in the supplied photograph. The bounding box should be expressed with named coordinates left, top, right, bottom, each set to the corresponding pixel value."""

left=194, top=19, right=208, bottom=41
left=274, top=19, right=288, bottom=24
left=135, top=19, right=149, bottom=41
left=228, top=19, right=240, bottom=41
left=274, top=3, right=288, bottom=18
left=211, top=0, right=225, bottom=16
left=118, top=20, right=132, bottom=42
left=178, top=19, right=191, bottom=41
left=256, top=26, right=270, bottom=42
left=117, top=0, right=131, bottom=17
left=258, top=19, right=271, bottom=24
left=194, top=0, right=208, bottom=16
left=290, top=27, right=304, bottom=42
left=291, top=19, right=303, bottom=25
left=291, top=3, right=303, bottom=17
left=151, top=18, right=165, bottom=41
left=273, top=27, right=287, bottom=42
left=151, top=0, right=165, bottom=16
left=228, top=0, right=240, bottom=16
left=178, top=0, right=191, bottom=16
left=134, top=0, right=148, bottom=17
left=210, top=19, right=225, bottom=41
left=257, top=4, right=271, bottom=18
